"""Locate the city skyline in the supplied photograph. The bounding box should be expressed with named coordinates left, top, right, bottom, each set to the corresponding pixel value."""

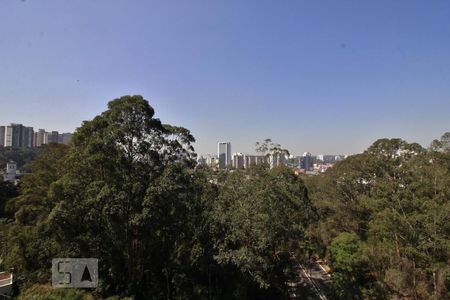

left=1, top=1, right=449, bottom=155
left=0, top=120, right=347, bottom=156
left=0, top=117, right=444, bottom=156
left=0, top=122, right=73, bottom=148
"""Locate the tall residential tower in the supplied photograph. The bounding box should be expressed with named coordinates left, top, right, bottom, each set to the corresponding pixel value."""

left=0, top=126, right=5, bottom=147
left=218, top=142, right=231, bottom=169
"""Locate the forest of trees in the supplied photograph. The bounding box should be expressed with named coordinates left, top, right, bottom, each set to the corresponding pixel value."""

left=0, top=147, right=41, bottom=172
left=0, top=95, right=449, bottom=299
left=305, top=134, right=450, bottom=299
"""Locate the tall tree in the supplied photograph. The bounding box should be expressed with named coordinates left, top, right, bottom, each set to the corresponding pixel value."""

left=14, top=96, right=197, bottom=298
left=212, top=165, right=315, bottom=297
left=307, top=137, right=450, bottom=299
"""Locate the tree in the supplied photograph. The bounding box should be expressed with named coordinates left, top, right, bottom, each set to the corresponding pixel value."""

left=9, top=143, right=69, bottom=225
left=255, top=139, right=290, bottom=157
left=41, top=95, right=197, bottom=298
left=0, top=181, right=18, bottom=219
left=329, top=232, right=372, bottom=299
left=430, top=132, right=450, bottom=152
left=307, top=137, right=450, bottom=299
left=255, top=139, right=290, bottom=169
left=212, top=165, right=315, bottom=298
left=0, top=147, right=41, bottom=172
left=1, top=144, right=68, bottom=287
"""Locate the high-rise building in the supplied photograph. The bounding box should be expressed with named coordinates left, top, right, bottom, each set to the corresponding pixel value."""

left=218, top=142, right=231, bottom=169
left=33, top=132, right=38, bottom=147
left=232, top=153, right=244, bottom=169
left=0, top=126, right=5, bottom=147
left=42, top=130, right=48, bottom=145
left=323, top=155, right=335, bottom=164
left=0, top=124, right=70, bottom=148
left=4, top=126, right=13, bottom=147
left=243, top=155, right=266, bottom=168
left=33, top=129, right=47, bottom=147
left=11, top=123, right=24, bottom=148
left=8, top=124, right=34, bottom=148
left=61, top=133, right=73, bottom=145
left=268, top=152, right=287, bottom=168
left=206, top=155, right=218, bottom=168
left=48, top=131, right=59, bottom=144
left=255, top=155, right=266, bottom=165
left=24, top=126, right=34, bottom=147
left=301, top=152, right=313, bottom=171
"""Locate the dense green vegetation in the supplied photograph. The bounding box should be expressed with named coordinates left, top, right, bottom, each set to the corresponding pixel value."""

left=0, top=146, right=41, bottom=172
left=306, top=134, right=450, bottom=299
left=0, top=96, right=313, bottom=299
left=0, top=96, right=449, bottom=299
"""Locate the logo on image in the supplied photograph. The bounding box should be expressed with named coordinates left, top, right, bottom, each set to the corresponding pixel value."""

left=52, top=258, right=98, bottom=288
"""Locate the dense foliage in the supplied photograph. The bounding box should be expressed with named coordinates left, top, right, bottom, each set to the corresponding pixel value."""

left=306, top=134, right=450, bottom=299
left=0, top=96, right=314, bottom=299
left=0, top=146, right=41, bottom=172
left=1, top=96, right=448, bottom=299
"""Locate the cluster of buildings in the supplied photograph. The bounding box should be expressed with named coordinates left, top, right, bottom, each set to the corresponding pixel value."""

left=0, top=123, right=73, bottom=148
left=197, top=142, right=347, bottom=174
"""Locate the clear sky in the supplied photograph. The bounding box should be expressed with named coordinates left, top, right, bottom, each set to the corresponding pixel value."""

left=1, top=0, right=449, bottom=155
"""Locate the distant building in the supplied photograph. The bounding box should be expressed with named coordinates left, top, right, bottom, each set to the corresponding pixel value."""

left=244, top=155, right=255, bottom=168
left=33, top=129, right=47, bottom=147
left=335, top=155, right=346, bottom=162
left=33, top=132, right=38, bottom=147
left=48, top=131, right=59, bottom=144
left=61, top=133, right=73, bottom=145
left=218, top=142, right=231, bottom=168
left=269, top=152, right=287, bottom=168
left=4, top=126, right=12, bottom=147
left=301, top=152, right=313, bottom=171
left=42, top=130, right=48, bottom=145
left=0, top=123, right=72, bottom=148
left=197, top=156, right=207, bottom=166
left=6, top=124, right=34, bottom=148
left=256, top=155, right=266, bottom=165
left=9, top=123, right=34, bottom=148
left=315, top=163, right=334, bottom=173
left=0, top=126, right=5, bottom=147
left=11, top=123, right=24, bottom=148
left=206, top=155, right=219, bottom=168
left=232, top=152, right=244, bottom=169
left=243, top=155, right=265, bottom=168
left=3, top=161, right=17, bottom=182
left=285, top=155, right=299, bottom=168
left=24, top=126, right=34, bottom=147
left=323, top=155, right=336, bottom=164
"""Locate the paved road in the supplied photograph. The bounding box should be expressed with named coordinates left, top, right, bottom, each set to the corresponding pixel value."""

left=287, top=256, right=331, bottom=300
left=304, top=261, right=331, bottom=299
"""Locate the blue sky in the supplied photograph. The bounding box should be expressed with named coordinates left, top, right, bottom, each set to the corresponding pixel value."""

left=0, top=0, right=449, bottom=155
